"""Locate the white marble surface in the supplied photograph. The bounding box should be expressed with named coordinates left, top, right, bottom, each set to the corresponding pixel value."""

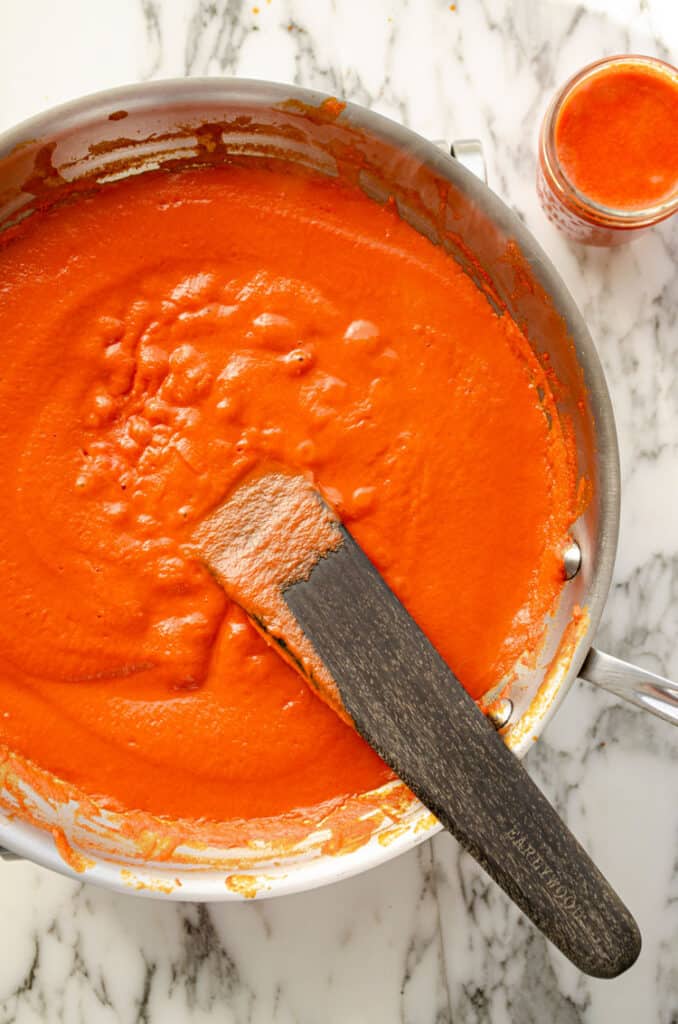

left=0, top=1, right=677, bottom=1021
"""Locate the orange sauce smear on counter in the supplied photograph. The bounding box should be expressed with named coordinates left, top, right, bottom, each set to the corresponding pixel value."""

left=0, top=166, right=576, bottom=834
left=554, top=59, right=678, bottom=211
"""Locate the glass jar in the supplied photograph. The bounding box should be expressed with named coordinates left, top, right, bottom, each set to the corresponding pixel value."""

left=537, top=55, right=678, bottom=246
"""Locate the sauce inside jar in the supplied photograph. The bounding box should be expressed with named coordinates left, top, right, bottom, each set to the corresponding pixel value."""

left=554, top=58, right=678, bottom=212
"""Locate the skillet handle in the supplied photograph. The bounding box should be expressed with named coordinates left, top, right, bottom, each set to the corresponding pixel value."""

left=433, top=138, right=488, bottom=184
left=450, top=139, right=487, bottom=183
left=579, top=648, right=678, bottom=726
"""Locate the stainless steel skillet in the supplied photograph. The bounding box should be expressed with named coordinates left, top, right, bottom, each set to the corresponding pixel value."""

left=0, top=79, right=675, bottom=896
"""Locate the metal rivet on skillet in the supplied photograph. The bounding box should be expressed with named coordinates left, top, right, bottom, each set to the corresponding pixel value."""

left=563, top=540, right=582, bottom=580
left=488, top=698, right=513, bottom=730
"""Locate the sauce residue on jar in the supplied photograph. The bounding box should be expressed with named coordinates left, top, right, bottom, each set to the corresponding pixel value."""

left=554, top=57, right=678, bottom=211
left=0, top=165, right=577, bottom=838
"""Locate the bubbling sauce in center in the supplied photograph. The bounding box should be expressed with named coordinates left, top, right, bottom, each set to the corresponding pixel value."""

left=0, top=166, right=575, bottom=825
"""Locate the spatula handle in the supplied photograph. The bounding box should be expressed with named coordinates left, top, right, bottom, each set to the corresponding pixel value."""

left=284, top=528, right=641, bottom=978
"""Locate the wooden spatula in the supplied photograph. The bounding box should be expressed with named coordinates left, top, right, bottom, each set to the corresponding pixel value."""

left=193, top=470, right=641, bottom=978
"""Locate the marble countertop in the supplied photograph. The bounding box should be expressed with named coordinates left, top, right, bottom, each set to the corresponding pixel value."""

left=0, top=1, right=676, bottom=1021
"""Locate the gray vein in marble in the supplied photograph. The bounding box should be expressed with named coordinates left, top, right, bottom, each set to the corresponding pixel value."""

left=140, top=0, right=163, bottom=78
left=186, top=0, right=252, bottom=78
